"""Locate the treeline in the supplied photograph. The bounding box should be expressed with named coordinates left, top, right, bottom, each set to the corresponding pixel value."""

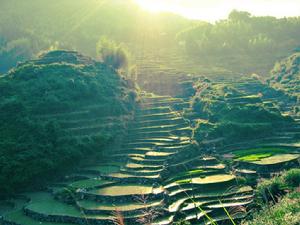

left=177, top=10, right=300, bottom=74
left=1, top=1, right=300, bottom=76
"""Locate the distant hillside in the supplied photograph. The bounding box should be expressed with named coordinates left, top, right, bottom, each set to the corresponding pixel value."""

left=0, top=0, right=192, bottom=73
left=1, top=1, right=300, bottom=81
left=176, top=11, right=300, bottom=76
left=0, top=50, right=136, bottom=195
left=269, top=53, right=300, bottom=113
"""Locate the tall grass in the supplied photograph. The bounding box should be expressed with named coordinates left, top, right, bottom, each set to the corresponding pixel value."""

left=135, top=195, right=162, bottom=225
left=112, top=210, right=125, bottom=225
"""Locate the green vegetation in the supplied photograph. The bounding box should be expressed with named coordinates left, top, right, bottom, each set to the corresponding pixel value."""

left=234, top=147, right=292, bottom=162
left=238, top=153, right=272, bottom=162
left=0, top=91, right=298, bottom=225
left=269, top=52, right=300, bottom=113
left=244, top=191, right=300, bottom=225
left=242, top=154, right=299, bottom=166
left=0, top=1, right=300, bottom=225
left=177, top=10, right=300, bottom=74
left=255, top=177, right=286, bottom=204
left=234, top=147, right=291, bottom=158
left=0, top=0, right=191, bottom=74
left=255, top=169, right=300, bottom=204
left=244, top=169, right=300, bottom=225
left=54, top=187, right=78, bottom=204
left=1, top=1, right=300, bottom=79
left=189, top=79, right=292, bottom=144
left=96, top=37, right=130, bottom=72
left=0, top=50, right=136, bottom=195
left=283, top=169, right=300, bottom=187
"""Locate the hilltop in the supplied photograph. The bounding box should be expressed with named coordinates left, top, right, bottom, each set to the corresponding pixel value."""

left=0, top=50, right=137, bottom=195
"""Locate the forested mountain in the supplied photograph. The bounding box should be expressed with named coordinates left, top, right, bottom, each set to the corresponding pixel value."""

left=1, top=0, right=300, bottom=77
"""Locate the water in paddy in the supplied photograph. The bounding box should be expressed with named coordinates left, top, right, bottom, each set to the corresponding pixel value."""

left=1, top=92, right=299, bottom=225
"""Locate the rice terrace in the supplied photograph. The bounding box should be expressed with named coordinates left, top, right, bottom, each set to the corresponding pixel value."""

left=0, top=1, right=300, bottom=225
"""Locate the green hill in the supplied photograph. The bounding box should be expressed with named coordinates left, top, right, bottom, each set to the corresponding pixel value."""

left=0, top=50, right=136, bottom=195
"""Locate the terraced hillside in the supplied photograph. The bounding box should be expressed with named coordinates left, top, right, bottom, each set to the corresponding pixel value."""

left=180, top=76, right=300, bottom=179
left=268, top=52, right=300, bottom=115
left=0, top=94, right=255, bottom=225
left=0, top=50, right=137, bottom=194
left=134, top=48, right=234, bottom=97
left=1, top=64, right=299, bottom=225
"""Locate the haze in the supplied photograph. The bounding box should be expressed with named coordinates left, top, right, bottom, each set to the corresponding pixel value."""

left=135, top=0, right=300, bottom=21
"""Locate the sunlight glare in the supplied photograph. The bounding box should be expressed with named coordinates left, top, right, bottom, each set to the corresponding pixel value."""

left=134, top=0, right=300, bottom=22
left=134, top=0, right=229, bottom=21
left=134, top=0, right=169, bottom=13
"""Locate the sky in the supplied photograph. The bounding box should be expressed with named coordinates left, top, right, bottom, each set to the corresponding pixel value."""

left=134, top=0, right=300, bottom=22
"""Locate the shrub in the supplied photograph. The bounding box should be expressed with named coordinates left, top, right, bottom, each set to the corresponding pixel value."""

left=54, top=187, right=77, bottom=204
left=236, top=176, right=248, bottom=185
left=96, top=36, right=130, bottom=71
left=244, top=191, right=300, bottom=225
left=255, top=177, right=285, bottom=204
left=282, top=169, right=300, bottom=188
left=254, top=169, right=300, bottom=207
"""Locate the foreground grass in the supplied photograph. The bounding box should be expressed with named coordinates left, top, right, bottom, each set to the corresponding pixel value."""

left=243, top=169, right=300, bottom=225
left=243, top=190, right=300, bottom=225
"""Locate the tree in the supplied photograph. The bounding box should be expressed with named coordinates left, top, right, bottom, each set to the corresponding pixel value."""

left=229, top=10, right=251, bottom=22
left=96, top=36, right=130, bottom=71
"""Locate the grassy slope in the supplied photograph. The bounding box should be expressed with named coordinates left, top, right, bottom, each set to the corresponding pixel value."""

left=244, top=191, right=300, bottom=225
left=243, top=169, right=300, bottom=225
